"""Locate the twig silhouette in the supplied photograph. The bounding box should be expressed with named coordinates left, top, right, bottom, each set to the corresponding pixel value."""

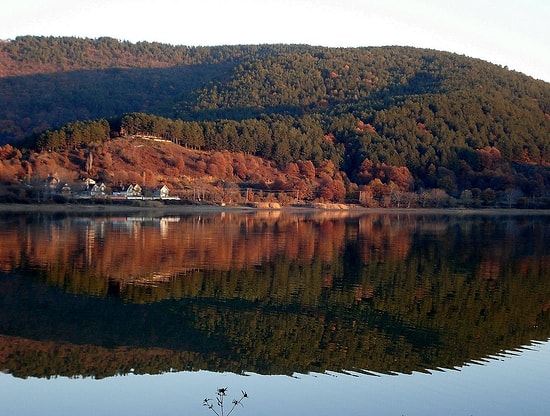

left=203, top=387, right=248, bottom=416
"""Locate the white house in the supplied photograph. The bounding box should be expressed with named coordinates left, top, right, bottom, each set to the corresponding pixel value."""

left=153, top=185, right=170, bottom=199
left=113, top=184, right=143, bottom=198
left=90, top=183, right=107, bottom=197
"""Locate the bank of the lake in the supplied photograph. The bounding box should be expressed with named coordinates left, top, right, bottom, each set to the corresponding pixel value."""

left=1, top=202, right=550, bottom=217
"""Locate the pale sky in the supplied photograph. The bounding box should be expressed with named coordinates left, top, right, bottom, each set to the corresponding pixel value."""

left=1, top=0, right=549, bottom=82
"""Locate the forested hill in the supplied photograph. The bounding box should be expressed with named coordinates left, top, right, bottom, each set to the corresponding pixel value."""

left=1, top=36, right=550, bottom=206
left=2, top=36, right=549, bottom=143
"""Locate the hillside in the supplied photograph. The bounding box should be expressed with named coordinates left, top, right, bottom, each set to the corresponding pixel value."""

left=1, top=36, right=550, bottom=207
left=0, top=135, right=350, bottom=206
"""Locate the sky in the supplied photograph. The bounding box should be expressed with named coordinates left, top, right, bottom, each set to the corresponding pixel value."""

left=1, top=0, right=549, bottom=82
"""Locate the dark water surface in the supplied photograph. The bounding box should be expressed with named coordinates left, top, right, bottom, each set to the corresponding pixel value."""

left=1, top=210, right=549, bottom=415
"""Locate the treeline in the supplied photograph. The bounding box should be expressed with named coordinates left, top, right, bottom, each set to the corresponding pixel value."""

left=117, top=112, right=335, bottom=164
left=34, top=119, right=111, bottom=149
left=33, top=112, right=336, bottom=165
left=1, top=35, right=277, bottom=71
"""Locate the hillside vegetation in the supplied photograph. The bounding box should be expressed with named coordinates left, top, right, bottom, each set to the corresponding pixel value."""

left=1, top=36, right=549, bottom=207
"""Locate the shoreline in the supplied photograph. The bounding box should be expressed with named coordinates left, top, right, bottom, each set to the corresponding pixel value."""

left=0, top=202, right=549, bottom=217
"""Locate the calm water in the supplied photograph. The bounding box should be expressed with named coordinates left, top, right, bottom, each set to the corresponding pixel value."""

left=1, top=209, right=549, bottom=415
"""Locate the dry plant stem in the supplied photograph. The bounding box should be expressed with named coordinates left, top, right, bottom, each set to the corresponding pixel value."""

left=204, top=387, right=248, bottom=416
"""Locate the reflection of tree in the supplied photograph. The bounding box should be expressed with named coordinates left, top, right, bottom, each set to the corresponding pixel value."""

left=0, top=212, right=404, bottom=294
left=0, top=213, right=549, bottom=379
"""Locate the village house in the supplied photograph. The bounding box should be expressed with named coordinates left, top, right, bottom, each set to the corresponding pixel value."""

left=61, top=183, right=72, bottom=195
left=83, top=178, right=96, bottom=187
left=45, top=173, right=60, bottom=190
left=112, top=184, right=143, bottom=198
left=153, top=185, right=170, bottom=199
left=90, top=183, right=107, bottom=197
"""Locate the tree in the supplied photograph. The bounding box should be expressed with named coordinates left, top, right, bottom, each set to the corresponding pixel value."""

left=297, top=160, right=316, bottom=179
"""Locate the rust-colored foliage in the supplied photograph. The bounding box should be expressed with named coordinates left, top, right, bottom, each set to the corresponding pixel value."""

left=0, top=139, right=347, bottom=202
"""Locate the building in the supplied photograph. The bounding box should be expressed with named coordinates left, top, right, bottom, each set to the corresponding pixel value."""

left=153, top=185, right=170, bottom=199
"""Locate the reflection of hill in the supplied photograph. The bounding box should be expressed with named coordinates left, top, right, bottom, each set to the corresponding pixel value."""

left=1, top=212, right=550, bottom=378
left=0, top=212, right=411, bottom=298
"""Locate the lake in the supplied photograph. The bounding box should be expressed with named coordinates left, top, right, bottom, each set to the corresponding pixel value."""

left=1, top=208, right=549, bottom=415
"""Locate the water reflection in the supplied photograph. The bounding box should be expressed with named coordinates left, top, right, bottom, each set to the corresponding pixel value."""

left=0, top=210, right=549, bottom=379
